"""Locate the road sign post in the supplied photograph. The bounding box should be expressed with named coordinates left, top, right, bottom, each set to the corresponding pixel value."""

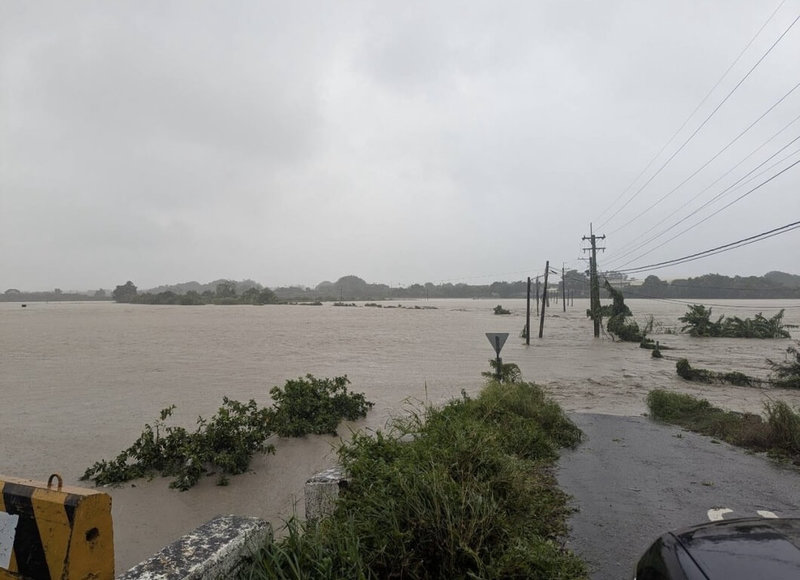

left=485, top=333, right=509, bottom=382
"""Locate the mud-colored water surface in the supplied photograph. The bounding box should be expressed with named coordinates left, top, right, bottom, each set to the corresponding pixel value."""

left=2, top=298, right=798, bottom=570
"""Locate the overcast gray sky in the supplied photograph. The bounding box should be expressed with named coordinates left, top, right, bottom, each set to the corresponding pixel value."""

left=2, top=1, right=798, bottom=291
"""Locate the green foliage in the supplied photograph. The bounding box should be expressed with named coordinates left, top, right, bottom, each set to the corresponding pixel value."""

left=676, top=358, right=714, bottom=383
left=679, top=304, right=790, bottom=338
left=112, top=279, right=282, bottom=306
left=270, top=375, right=374, bottom=437
left=767, top=344, right=800, bottom=388
left=679, top=304, right=723, bottom=336
left=603, top=280, right=632, bottom=317
left=244, top=381, right=586, bottom=579
left=647, top=390, right=713, bottom=421
left=112, top=281, right=138, bottom=303
left=481, top=358, right=522, bottom=383
left=721, top=311, right=791, bottom=338
left=675, top=358, right=753, bottom=386
left=82, top=375, right=374, bottom=490
left=493, top=304, right=511, bottom=315
left=603, top=281, right=642, bottom=342
left=243, top=517, right=371, bottom=580
left=81, top=399, right=275, bottom=490
left=647, top=390, right=800, bottom=461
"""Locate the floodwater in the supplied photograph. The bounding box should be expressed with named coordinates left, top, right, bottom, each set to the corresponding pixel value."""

left=2, top=298, right=799, bottom=571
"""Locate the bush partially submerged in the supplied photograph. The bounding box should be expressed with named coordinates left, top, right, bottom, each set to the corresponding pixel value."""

left=679, top=304, right=791, bottom=338
left=675, top=359, right=754, bottom=386
left=243, top=381, right=586, bottom=579
left=81, top=399, right=274, bottom=490
left=81, top=375, right=373, bottom=490
left=647, top=390, right=800, bottom=461
left=270, top=375, right=374, bottom=437
left=481, top=358, right=522, bottom=383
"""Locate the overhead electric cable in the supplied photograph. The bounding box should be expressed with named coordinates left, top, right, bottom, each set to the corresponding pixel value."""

left=594, top=0, right=788, bottom=225
left=616, top=219, right=800, bottom=275
left=607, top=135, right=800, bottom=267
left=598, top=10, right=800, bottom=232
left=614, top=155, right=800, bottom=270
left=607, top=80, right=800, bottom=236
left=628, top=296, right=800, bottom=311
left=607, top=112, right=800, bottom=264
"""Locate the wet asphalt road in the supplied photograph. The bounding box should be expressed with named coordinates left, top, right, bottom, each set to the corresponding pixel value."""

left=556, top=413, right=800, bottom=580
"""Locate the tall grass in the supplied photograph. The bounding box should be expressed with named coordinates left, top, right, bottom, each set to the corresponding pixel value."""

left=647, top=389, right=800, bottom=460
left=242, top=381, right=586, bottom=579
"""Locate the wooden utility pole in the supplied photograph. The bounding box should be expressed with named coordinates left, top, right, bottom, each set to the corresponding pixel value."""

left=525, top=276, right=531, bottom=345
left=582, top=226, right=606, bottom=338
left=539, top=261, right=549, bottom=338
left=535, top=277, right=540, bottom=316
left=562, top=264, right=566, bottom=312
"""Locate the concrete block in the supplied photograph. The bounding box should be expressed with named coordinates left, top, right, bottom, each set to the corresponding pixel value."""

left=304, top=467, right=349, bottom=522
left=118, top=514, right=270, bottom=580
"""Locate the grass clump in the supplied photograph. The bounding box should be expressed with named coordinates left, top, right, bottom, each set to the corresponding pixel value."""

left=646, top=390, right=800, bottom=461
left=242, top=380, right=586, bottom=579
left=81, top=375, right=373, bottom=490
left=493, top=304, right=511, bottom=315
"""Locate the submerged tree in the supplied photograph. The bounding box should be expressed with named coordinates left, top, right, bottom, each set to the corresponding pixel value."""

left=603, top=280, right=643, bottom=342
left=679, top=304, right=723, bottom=336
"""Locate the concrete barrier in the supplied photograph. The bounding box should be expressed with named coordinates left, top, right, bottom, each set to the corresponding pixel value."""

left=304, top=467, right=349, bottom=522
left=0, top=473, right=114, bottom=579
left=118, top=515, right=269, bottom=580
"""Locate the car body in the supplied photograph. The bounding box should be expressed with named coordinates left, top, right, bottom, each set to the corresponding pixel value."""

left=634, top=517, right=800, bottom=579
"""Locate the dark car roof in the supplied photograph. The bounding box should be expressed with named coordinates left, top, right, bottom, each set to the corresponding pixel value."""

left=672, top=518, right=800, bottom=579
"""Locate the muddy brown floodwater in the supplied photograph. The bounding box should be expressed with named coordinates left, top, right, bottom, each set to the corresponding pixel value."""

left=1, top=298, right=798, bottom=570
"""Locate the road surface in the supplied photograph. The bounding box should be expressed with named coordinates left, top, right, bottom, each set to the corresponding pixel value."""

left=557, top=413, right=800, bottom=579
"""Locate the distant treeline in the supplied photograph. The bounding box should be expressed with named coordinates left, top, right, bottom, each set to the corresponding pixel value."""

left=274, top=273, right=595, bottom=301
left=7, top=270, right=800, bottom=305
left=1, top=288, right=110, bottom=302
left=619, top=272, right=800, bottom=300
left=111, top=281, right=278, bottom=305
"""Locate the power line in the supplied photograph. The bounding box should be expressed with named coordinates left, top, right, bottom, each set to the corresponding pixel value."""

left=606, top=112, right=800, bottom=265
left=624, top=296, right=800, bottom=311
left=598, top=10, right=800, bottom=232
left=616, top=219, right=800, bottom=275
left=594, top=0, right=789, bottom=226
left=607, top=80, right=800, bottom=237
left=612, top=156, right=800, bottom=271
left=606, top=136, right=800, bottom=268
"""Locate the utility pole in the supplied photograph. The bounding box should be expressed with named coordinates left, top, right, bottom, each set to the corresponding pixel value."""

left=582, top=225, right=606, bottom=338
left=535, top=276, right=540, bottom=316
left=525, top=276, right=531, bottom=345
left=562, top=263, right=566, bottom=312
left=539, top=261, right=549, bottom=339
